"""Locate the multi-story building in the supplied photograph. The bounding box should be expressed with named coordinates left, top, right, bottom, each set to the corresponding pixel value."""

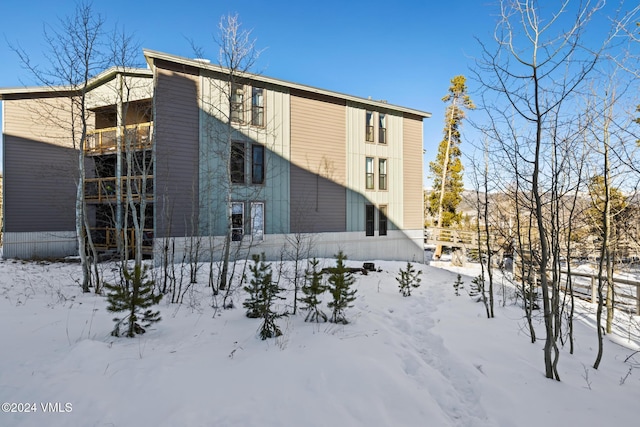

left=1, top=49, right=430, bottom=262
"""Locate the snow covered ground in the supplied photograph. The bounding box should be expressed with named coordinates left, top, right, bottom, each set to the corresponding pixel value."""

left=0, top=255, right=638, bottom=427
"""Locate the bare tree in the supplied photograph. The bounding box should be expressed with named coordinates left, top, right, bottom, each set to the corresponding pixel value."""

left=11, top=2, right=106, bottom=292
left=474, top=0, right=610, bottom=380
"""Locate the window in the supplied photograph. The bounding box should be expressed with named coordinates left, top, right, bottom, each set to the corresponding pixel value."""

left=365, top=111, right=374, bottom=142
left=252, top=145, right=265, bottom=184
left=251, top=87, right=264, bottom=126
left=231, top=202, right=244, bottom=241
left=366, top=204, right=375, bottom=236
left=251, top=202, right=264, bottom=241
left=366, top=157, right=375, bottom=190
left=379, top=205, right=388, bottom=236
left=379, top=113, right=386, bottom=144
left=231, top=84, right=244, bottom=123
left=378, top=158, right=387, bottom=190
left=231, top=142, right=245, bottom=183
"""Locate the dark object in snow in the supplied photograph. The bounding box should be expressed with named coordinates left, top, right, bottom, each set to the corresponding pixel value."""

left=363, top=262, right=376, bottom=271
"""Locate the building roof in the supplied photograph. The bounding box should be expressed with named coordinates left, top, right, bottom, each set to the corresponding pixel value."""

left=0, top=67, right=152, bottom=100
left=1, top=49, right=432, bottom=120
left=143, top=49, right=432, bottom=119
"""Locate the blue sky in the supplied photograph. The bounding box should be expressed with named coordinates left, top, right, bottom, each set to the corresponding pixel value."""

left=0, top=0, right=633, bottom=183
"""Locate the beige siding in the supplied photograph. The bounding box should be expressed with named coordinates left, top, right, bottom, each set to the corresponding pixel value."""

left=4, top=97, right=78, bottom=148
left=345, top=103, right=404, bottom=231
left=290, top=91, right=346, bottom=232
left=402, top=115, right=424, bottom=229
left=154, top=61, right=200, bottom=237
left=86, top=75, right=153, bottom=110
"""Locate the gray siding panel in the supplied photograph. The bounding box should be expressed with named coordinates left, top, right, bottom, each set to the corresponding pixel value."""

left=4, top=135, right=77, bottom=232
left=154, top=62, right=200, bottom=237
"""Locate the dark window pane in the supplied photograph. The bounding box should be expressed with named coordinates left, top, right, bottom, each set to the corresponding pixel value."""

left=231, top=142, right=245, bottom=183
left=231, top=202, right=244, bottom=241
left=366, top=205, right=375, bottom=236
left=252, top=145, right=265, bottom=184
left=379, top=206, right=387, bottom=236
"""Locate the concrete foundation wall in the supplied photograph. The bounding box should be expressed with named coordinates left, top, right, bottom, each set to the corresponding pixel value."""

left=3, top=231, right=77, bottom=259
left=153, top=229, right=424, bottom=266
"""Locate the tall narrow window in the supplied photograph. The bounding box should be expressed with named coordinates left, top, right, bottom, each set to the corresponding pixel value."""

left=231, top=142, right=245, bottom=183
left=365, top=110, right=374, bottom=142
left=378, top=158, right=388, bottom=190
left=231, top=83, right=244, bottom=123
left=379, top=113, right=386, bottom=144
left=251, top=202, right=264, bottom=241
left=365, top=157, right=375, bottom=190
left=251, top=87, right=264, bottom=126
left=231, top=202, right=244, bottom=241
left=379, top=205, right=388, bottom=236
left=365, top=204, right=375, bottom=236
left=252, top=144, right=265, bottom=184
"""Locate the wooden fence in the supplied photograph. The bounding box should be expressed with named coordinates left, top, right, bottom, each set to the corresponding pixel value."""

left=559, top=270, right=640, bottom=315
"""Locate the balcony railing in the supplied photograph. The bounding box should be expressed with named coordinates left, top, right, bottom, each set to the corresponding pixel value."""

left=91, top=227, right=154, bottom=252
left=85, top=122, right=153, bottom=154
left=85, top=175, right=154, bottom=203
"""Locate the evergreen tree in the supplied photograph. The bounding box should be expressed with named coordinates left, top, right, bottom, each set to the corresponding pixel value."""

left=429, top=75, right=475, bottom=228
left=243, top=253, right=286, bottom=339
left=300, top=258, right=328, bottom=322
left=105, top=265, right=162, bottom=337
left=327, top=251, right=357, bottom=324
left=586, top=175, right=630, bottom=242
left=453, top=274, right=463, bottom=296
left=396, top=262, right=422, bottom=297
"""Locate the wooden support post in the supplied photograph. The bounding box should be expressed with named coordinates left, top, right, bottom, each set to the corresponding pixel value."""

left=434, top=244, right=443, bottom=260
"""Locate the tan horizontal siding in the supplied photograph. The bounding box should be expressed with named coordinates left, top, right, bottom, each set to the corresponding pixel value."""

left=403, top=116, right=424, bottom=229
left=290, top=91, right=347, bottom=232
left=154, top=66, right=200, bottom=237
left=5, top=98, right=78, bottom=148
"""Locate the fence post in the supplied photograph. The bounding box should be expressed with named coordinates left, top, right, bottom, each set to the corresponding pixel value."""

left=591, top=276, right=596, bottom=304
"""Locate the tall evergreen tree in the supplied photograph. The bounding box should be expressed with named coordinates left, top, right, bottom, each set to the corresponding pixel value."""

left=327, top=251, right=357, bottom=324
left=300, top=258, right=328, bottom=322
left=429, top=75, right=475, bottom=228
left=243, top=253, right=286, bottom=339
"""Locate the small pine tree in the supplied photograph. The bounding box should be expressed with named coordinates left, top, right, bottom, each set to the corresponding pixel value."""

left=327, top=251, right=357, bottom=324
left=396, top=262, right=422, bottom=297
left=243, top=254, right=269, bottom=319
left=243, top=253, right=286, bottom=340
left=105, top=265, right=162, bottom=337
left=453, top=274, right=464, bottom=296
left=300, top=258, right=328, bottom=322
left=469, top=274, right=483, bottom=296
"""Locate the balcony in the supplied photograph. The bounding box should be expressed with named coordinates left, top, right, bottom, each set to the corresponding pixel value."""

left=85, top=122, right=153, bottom=155
left=91, top=227, right=154, bottom=253
left=85, top=176, right=154, bottom=203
